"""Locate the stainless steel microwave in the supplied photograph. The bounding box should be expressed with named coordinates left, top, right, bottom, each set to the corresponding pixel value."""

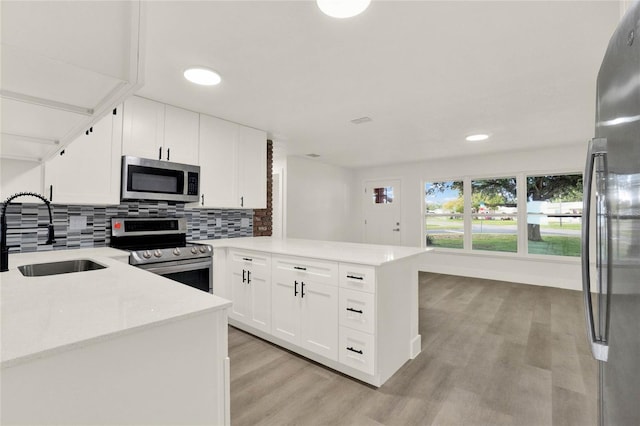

left=121, top=156, right=200, bottom=203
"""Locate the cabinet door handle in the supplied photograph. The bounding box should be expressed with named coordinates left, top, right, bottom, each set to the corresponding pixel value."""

left=247, top=270, right=251, bottom=284
left=240, top=196, right=244, bottom=207
left=346, top=347, right=363, bottom=355
left=301, top=282, right=305, bottom=298
left=166, top=148, right=170, bottom=161
left=294, top=280, right=299, bottom=296
left=294, top=266, right=307, bottom=271
left=49, top=185, right=53, bottom=202
left=201, top=194, right=204, bottom=206
left=158, top=146, right=162, bottom=160
left=346, top=307, right=363, bottom=314
left=242, top=269, right=246, bottom=283
left=347, top=275, right=363, bottom=280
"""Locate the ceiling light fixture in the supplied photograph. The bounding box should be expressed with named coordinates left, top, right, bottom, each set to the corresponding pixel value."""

left=317, top=0, right=371, bottom=18
left=183, top=67, right=221, bottom=86
left=465, top=134, right=490, bottom=142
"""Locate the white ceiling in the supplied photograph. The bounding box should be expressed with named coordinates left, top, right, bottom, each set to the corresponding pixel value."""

left=137, top=1, right=621, bottom=168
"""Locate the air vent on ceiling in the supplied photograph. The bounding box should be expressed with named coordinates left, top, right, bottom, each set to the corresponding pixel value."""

left=351, top=116, right=372, bottom=124
left=306, top=153, right=321, bottom=158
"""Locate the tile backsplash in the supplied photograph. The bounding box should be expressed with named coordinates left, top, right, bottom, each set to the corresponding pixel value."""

left=1, top=200, right=253, bottom=254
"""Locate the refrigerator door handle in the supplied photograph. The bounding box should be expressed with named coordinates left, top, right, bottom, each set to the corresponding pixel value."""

left=582, top=137, right=609, bottom=362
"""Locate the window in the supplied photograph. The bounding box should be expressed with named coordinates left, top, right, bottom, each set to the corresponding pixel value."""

left=423, top=173, right=581, bottom=257
left=372, top=186, right=394, bottom=204
left=471, top=177, right=518, bottom=253
left=526, top=174, right=583, bottom=256
left=424, top=181, right=464, bottom=249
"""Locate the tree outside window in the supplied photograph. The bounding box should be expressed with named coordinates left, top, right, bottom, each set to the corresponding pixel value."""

left=471, top=178, right=518, bottom=253
left=425, top=181, right=463, bottom=249
left=526, top=174, right=583, bottom=256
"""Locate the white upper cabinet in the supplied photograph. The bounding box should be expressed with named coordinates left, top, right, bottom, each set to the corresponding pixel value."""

left=237, top=126, right=267, bottom=209
left=198, top=115, right=266, bottom=209
left=198, top=115, right=239, bottom=208
left=122, top=97, right=199, bottom=165
left=163, top=105, right=200, bottom=165
left=44, top=108, right=123, bottom=205
left=0, top=1, right=144, bottom=163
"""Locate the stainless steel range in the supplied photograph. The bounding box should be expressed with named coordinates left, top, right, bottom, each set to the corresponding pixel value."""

left=110, top=217, right=212, bottom=293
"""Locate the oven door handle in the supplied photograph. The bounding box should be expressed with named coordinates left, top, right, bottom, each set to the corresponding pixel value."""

left=139, top=260, right=212, bottom=276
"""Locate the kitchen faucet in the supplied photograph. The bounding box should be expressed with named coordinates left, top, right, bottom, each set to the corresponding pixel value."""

left=1, top=192, right=56, bottom=272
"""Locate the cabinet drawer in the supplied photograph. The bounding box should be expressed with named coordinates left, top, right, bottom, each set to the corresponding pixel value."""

left=229, top=249, right=271, bottom=273
left=272, top=255, right=338, bottom=286
left=339, top=327, right=374, bottom=375
left=339, top=288, right=375, bottom=334
left=339, top=264, right=376, bottom=293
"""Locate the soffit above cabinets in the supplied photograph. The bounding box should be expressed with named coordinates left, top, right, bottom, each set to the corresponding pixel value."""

left=0, top=0, right=145, bottom=163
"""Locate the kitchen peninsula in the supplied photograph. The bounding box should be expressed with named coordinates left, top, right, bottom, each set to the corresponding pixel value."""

left=1, top=248, right=231, bottom=425
left=206, top=237, right=429, bottom=387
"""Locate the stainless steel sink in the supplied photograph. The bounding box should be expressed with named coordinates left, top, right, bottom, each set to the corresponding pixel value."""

left=18, top=259, right=107, bottom=277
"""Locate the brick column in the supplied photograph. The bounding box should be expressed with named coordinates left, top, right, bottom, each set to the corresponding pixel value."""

left=253, top=139, right=273, bottom=236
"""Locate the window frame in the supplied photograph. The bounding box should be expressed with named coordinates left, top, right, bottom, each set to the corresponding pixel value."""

left=424, top=179, right=465, bottom=250
left=421, top=170, right=583, bottom=262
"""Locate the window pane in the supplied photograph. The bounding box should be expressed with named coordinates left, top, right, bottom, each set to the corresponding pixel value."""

left=526, top=174, right=583, bottom=256
left=425, top=181, right=464, bottom=249
left=471, top=178, right=517, bottom=252
left=373, top=187, right=393, bottom=204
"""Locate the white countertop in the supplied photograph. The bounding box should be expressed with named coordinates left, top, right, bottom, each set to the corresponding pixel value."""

left=199, top=237, right=430, bottom=265
left=1, top=247, right=231, bottom=368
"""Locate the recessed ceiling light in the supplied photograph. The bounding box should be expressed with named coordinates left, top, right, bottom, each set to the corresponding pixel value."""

left=184, top=67, right=221, bottom=86
left=465, top=134, right=490, bottom=142
left=317, top=0, right=371, bottom=18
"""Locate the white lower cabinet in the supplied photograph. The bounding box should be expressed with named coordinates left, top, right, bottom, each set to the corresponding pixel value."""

left=339, top=326, right=375, bottom=375
left=216, top=247, right=417, bottom=387
left=228, top=250, right=271, bottom=333
left=271, top=256, right=339, bottom=361
left=339, top=288, right=375, bottom=334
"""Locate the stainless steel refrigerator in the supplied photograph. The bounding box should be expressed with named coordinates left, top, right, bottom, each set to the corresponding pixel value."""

left=582, top=2, right=640, bottom=425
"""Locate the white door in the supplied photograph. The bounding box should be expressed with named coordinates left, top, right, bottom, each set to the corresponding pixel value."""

left=248, top=264, right=272, bottom=333
left=271, top=271, right=301, bottom=345
left=229, top=263, right=250, bottom=322
left=237, top=125, right=267, bottom=209
left=300, top=281, right=339, bottom=361
left=363, top=179, right=402, bottom=245
left=122, top=96, right=165, bottom=160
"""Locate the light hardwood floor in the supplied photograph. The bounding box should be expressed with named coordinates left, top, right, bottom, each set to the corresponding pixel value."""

left=229, top=272, right=597, bottom=426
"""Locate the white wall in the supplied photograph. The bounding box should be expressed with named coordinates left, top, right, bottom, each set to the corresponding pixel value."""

left=353, top=143, right=588, bottom=290
left=286, top=156, right=357, bottom=242
left=0, top=159, right=43, bottom=200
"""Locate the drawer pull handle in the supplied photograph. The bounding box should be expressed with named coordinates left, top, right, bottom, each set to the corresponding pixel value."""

left=346, top=307, right=363, bottom=314
left=243, top=257, right=253, bottom=262
left=294, top=266, right=307, bottom=271
left=347, top=275, right=363, bottom=280
left=347, top=347, right=363, bottom=355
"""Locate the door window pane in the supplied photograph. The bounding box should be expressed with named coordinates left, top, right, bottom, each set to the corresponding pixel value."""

left=471, top=178, right=518, bottom=253
left=373, top=187, right=394, bottom=204
left=526, top=174, right=583, bottom=256
left=425, top=181, right=464, bottom=249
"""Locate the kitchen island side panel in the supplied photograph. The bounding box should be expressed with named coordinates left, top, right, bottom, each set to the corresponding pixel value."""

left=1, top=309, right=230, bottom=426
left=376, top=255, right=421, bottom=384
